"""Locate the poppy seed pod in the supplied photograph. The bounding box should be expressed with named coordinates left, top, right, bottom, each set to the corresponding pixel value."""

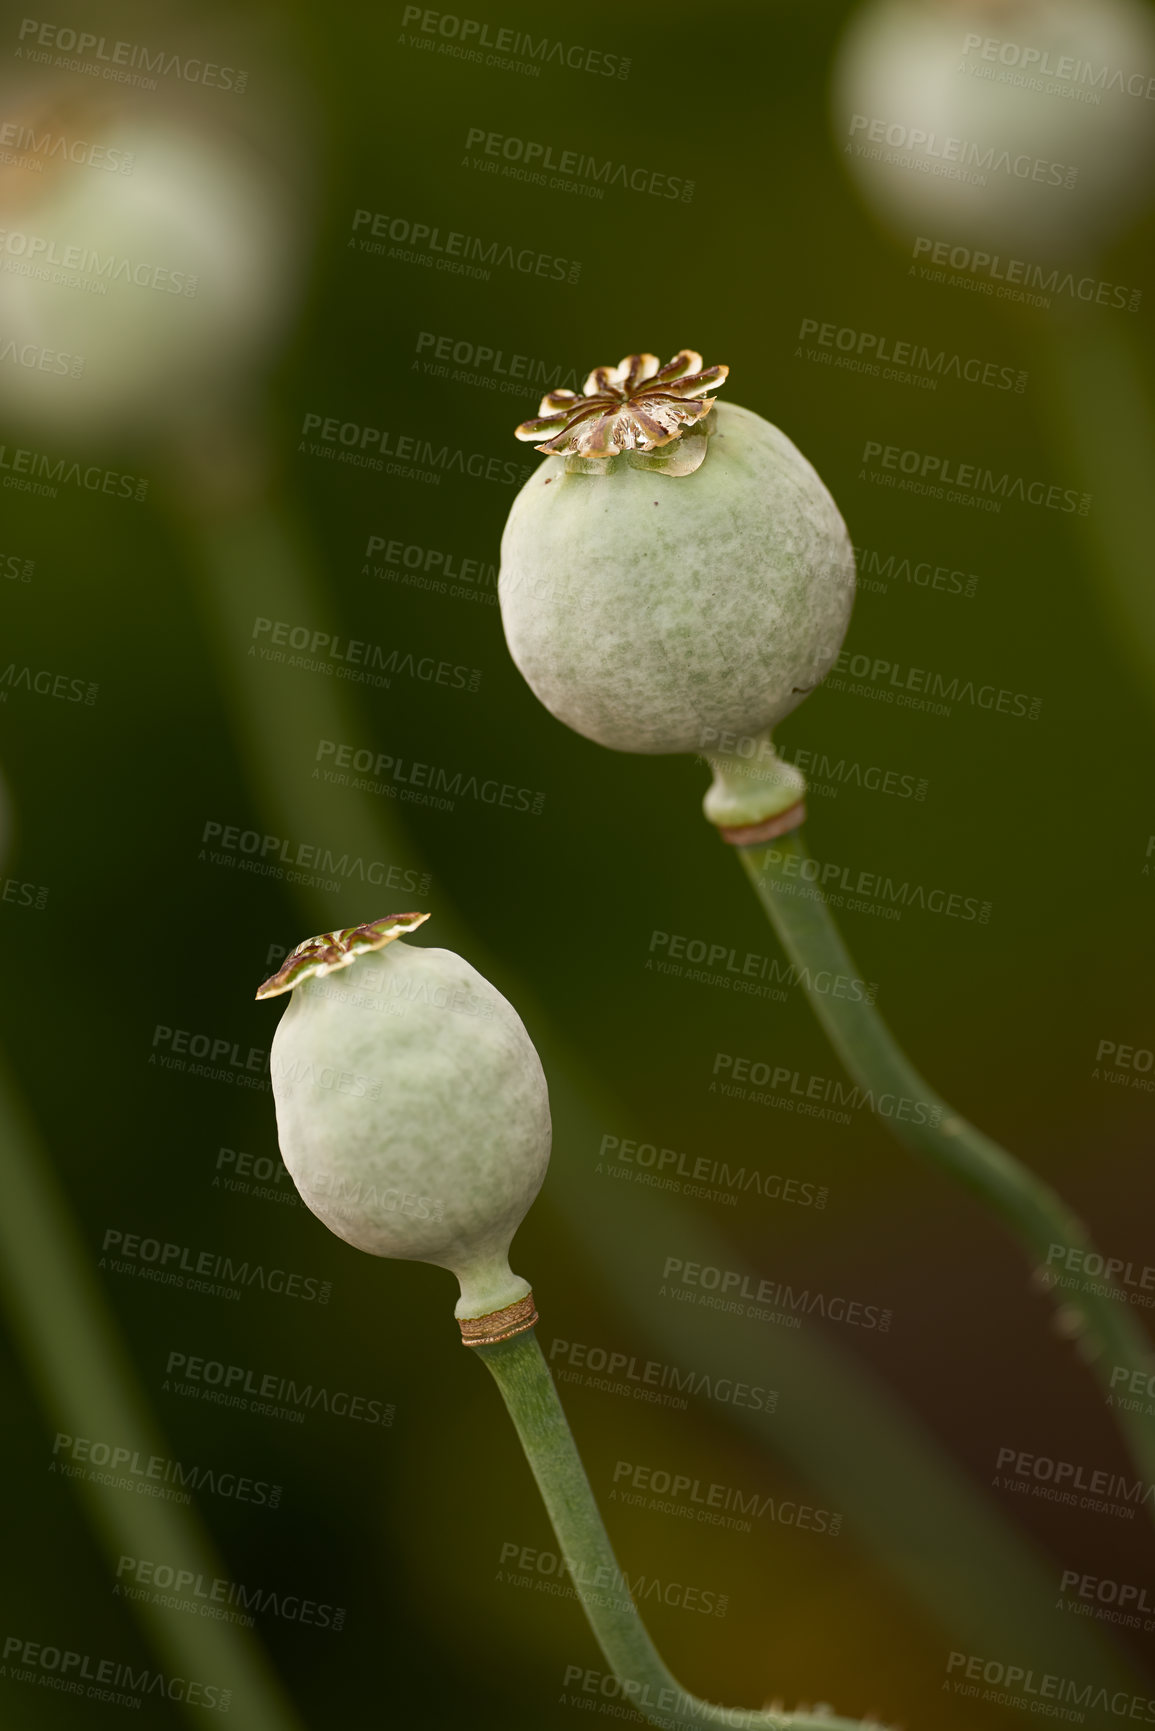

left=0, top=88, right=307, bottom=438
left=257, top=915, right=551, bottom=1329
left=498, top=353, right=854, bottom=825
left=832, top=0, right=1155, bottom=255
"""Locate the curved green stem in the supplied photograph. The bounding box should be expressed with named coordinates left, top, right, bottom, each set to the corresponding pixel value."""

left=476, top=1329, right=890, bottom=1731
left=734, top=828, right=1155, bottom=1484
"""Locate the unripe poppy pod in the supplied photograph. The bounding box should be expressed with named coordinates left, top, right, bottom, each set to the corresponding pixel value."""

left=498, top=353, right=855, bottom=787
left=257, top=914, right=551, bottom=1325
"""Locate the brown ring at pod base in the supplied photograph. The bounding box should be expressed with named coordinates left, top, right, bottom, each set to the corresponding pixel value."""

left=459, top=1291, right=539, bottom=1346
left=717, top=802, right=807, bottom=847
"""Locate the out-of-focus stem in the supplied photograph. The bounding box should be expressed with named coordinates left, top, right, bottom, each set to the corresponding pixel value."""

left=0, top=1049, right=306, bottom=1730
left=1033, top=313, right=1155, bottom=704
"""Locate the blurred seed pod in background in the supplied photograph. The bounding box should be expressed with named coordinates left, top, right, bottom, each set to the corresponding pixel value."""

left=0, top=42, right=315, bottom=442
left=831, top=0, right=1155, bottom=254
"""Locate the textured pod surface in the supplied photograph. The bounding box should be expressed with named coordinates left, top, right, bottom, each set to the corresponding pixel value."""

left=269, top=940, right=551, bottom=1316
left=498, top=399, right=854, bottom=756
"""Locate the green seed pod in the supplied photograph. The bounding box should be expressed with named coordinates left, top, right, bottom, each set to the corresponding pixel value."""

left=498, top=353, right=854, bottom=828
left=257, top=914, right=551, bottom=1326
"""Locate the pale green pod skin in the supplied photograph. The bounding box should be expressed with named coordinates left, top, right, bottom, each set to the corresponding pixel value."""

left=498, top=399, right=855, bottom=759
left=269, top=940, right=551, bottom=1320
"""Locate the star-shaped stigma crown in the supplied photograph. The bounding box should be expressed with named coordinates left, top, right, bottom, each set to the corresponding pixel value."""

left=255, top=912, right=430, bottom=1000
left=515, top=350, right=729, bottom=459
